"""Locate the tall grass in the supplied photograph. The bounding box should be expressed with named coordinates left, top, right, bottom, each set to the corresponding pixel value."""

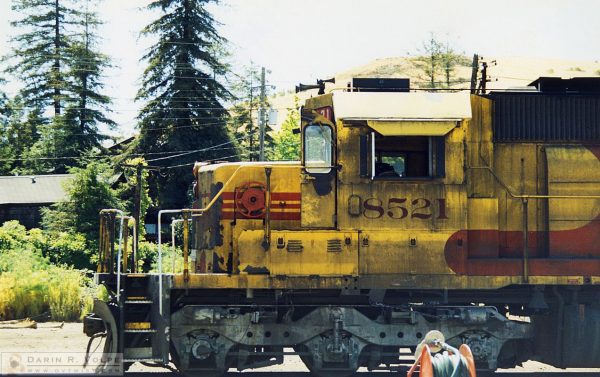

left=0, top=221, right=99, bottom=321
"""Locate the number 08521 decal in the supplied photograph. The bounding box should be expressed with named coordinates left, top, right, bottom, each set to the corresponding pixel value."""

left=362, top=197, right=448, bottom=220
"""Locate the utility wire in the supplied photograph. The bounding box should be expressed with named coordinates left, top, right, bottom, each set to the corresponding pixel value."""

left=0, top=133, right=250, bottom=162
left=145, top=135, right=251, bottom=163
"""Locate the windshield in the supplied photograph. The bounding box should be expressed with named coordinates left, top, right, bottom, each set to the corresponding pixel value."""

left=304, top=124, right=333, bottom=173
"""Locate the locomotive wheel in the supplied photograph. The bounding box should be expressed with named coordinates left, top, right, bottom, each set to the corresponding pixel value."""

left=173, top=359, right=227, bottom=377
left=294, top=345, right=358, bottom=377
left=170, top=343, right=228, bottom=377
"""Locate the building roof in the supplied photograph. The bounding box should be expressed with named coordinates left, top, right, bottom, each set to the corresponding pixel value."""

left=0, top=174, right=74, bottom=205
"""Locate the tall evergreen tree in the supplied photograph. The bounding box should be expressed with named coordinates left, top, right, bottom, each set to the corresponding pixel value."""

left=7, top=0, right=77, bottom=116
left=5, top=0, right=113, bottom=173
left=227, top=65, right=276, bottom=161
left=0, top=83, right=13, bottom=174
left=135, top=0, right=236, bottom=208
left=64, top=1, right=114, bottom=154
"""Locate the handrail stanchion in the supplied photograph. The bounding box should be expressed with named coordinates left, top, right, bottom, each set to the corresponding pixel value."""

left=183, top=211, right=190, bottom=282
left=171, top=219, right=183, bottom=273
left=131, top=218, right=137, bottom=273
left=116, top=214, right=124, bottom=302
left=100, top=209, right=127, bottom=303
left=122, top=221, right=130, bottom=273
left=98, top=214, right=105, bottom=273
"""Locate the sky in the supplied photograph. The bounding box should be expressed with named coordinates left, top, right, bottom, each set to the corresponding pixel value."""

left=1, top=0, right=599, bottom=138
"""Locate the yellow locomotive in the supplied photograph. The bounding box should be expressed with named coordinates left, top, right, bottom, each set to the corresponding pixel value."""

left=86, top=77, right=600, bottom=376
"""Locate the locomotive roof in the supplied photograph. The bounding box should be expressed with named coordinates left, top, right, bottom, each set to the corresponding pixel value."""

left=331, top=91, right=472, bottom=121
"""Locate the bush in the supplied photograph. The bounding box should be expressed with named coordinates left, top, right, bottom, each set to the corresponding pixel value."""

left=0, top=221, right=100, bottom=321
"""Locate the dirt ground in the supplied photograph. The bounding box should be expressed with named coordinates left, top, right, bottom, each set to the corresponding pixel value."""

left=0, top=323, right=599, bottom=374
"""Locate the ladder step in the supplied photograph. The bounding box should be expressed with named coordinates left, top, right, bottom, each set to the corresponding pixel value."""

left=124, top=329, right=157, bottom=333
left=124, top=347, right=153, bottom=359
left=125, top=322, right=152, bottom=330
left=126, top=296, right=149, bottom=300
left=123, top=357, right=163, bottom=363
left=125, top=300, right=153, bottom=304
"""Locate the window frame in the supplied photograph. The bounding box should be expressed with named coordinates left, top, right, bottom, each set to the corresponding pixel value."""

left=360, top=132, right=446, bottom=181
left=303, top=123, right=334, bottom=174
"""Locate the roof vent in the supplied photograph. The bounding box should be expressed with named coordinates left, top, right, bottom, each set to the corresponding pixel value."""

left=349, top=78, right=410, bottom=93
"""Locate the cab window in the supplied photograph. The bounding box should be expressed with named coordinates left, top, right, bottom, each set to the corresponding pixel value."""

left=304, top=124, right=333, bottom=173
left=361, top=133, right=445, bottom=179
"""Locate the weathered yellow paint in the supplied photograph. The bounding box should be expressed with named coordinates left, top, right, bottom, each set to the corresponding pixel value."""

left=367, top=120, right=457, bottom=136
left=358, top=230, right=456, bottom=275
left=301, top=172, right=336, bottom=228
left=179, top=92, right=600, bottom=292
left=546, top=146, right=600, bottom=230
left=237, top=230, right=358, bottom=276
left=125, top=322, right=151, bottom=330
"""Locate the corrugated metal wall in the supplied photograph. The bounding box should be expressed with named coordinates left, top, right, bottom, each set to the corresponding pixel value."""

left=491, top=94, right=600, bottom=142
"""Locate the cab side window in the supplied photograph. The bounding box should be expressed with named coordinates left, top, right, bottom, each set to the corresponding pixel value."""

left=360, top=133, right=445, bottom=179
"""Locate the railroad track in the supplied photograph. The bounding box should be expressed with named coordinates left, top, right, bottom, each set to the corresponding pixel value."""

left=15, top=372, right=599, bottom=377
left=217, top=373, right=599, bottom=377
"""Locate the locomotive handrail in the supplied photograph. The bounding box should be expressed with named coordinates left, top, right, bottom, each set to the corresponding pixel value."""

left=99, top=209, right=136, bottom=304
left=171, top=218, right=183, bottom=273
left=469, top=165, right=600, bottom=282
left=156, top=164, right=304, bottom=314
left=468, top=166, right=600, bottom=199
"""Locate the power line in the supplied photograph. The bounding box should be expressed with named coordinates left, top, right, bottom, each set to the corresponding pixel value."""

left=0, top=134, right=250, bottom=162
left=145, top=135, right=251, bottom=163
left=160, top=152, right=250, bottom=170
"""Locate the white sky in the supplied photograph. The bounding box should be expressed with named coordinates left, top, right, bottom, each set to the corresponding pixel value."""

left=1, top=0, right=600, bottom=137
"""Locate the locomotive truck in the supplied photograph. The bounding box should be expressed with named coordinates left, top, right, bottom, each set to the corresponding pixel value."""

left=85, top=77, right=600, bottom=376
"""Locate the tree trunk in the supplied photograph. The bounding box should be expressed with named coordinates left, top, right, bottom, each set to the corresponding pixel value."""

left=53, top=0, right=61, bottom=115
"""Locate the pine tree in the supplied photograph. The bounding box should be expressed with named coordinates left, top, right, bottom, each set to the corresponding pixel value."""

left=0, top=84, right=13, bottom=174
left=7, top=0, right=77, bottom=116
left=413, top=34, right=471, bottom=89
left=227, top=65, right=278, bottom=161
left=6, top=0, right=113, bottom=173
left=134, top=0, right=236, bottom=208
left=64, top=1, right=114, bottom=155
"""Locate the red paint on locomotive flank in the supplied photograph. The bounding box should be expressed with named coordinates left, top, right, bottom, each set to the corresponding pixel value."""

left=445, top=145, right=600, bottom=276
left=588, top=146, right=600, bottom=161
left=221, top=203, right=301, bottom=209
left=219, top=191, right=301, bottom=221
left=220, top=212, right=301, bottom=221
left=445, top=217, right=600, bottom=276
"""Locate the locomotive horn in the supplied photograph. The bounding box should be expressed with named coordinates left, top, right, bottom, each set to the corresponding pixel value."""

left=295, top=77, right=336, bottom=95
left=295, top=83, right=321, bottom=93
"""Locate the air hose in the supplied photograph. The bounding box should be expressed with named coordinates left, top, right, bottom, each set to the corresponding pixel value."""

left=407, top=330, right=476, bottom=377
left=429, top=347, right=471, bottom=377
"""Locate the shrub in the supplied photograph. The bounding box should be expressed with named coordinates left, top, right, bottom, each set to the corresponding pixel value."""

left=48, top=268, right=87, bottom=321
left=0, top=227, right=100, bottom=321
left=45, top=231, right=92, bottom=270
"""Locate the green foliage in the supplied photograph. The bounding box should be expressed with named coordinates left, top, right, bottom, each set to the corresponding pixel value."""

left=412, top=33, right=470, bottom=88
left=271, top=97, right=301, bottom=161
left=41, top=161, right=122, bottom=268
left=63, top=4, right=115, bottom=154
left=133, top=0, right=236, bottom=209
left=5, top=0, right=113, bottom=174
left=7, top=0, right=78, bottom=115
left=0, top=221, right=98, bottom=321
left=228, top=65, right=276, bottom=161
left=43, top=161, right=122, bottom=240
